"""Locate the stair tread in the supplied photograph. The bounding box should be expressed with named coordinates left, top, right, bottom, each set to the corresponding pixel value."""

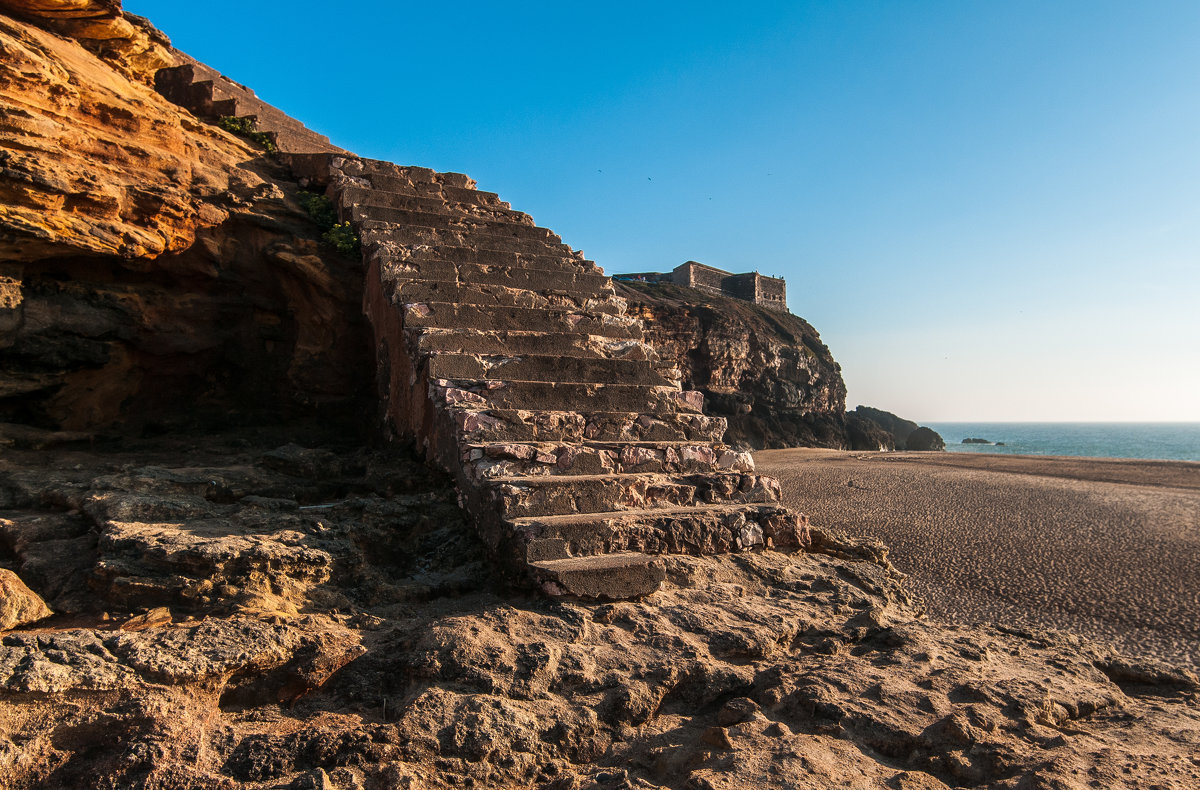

left=489, top=471, right=754, bottom=486
left=465, top=439, right=723, bottom=449
left=352, top=205, right=557, bottom=239
left=360, top=222, right=572, bottom=254
left=378, top=257, right=600, bottom=279
left=511, top=502, right=790, bottom=525
left=413, top=330, right=655, bottom=359
left=346, top=195, right=538, bottom=227
left=528, top=552, right=657, bottom=571
left=526, top=551, right=665, bottom=598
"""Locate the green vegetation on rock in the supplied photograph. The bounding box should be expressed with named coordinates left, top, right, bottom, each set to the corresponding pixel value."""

left=322, top=221, right=361, bottom=255
left=298, top=190, right=360, bottom=256
left=216, top=115, right=277, bottom=154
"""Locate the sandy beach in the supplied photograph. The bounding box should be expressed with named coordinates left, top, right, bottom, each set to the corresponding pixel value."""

left=755, top=448, right=1200, bottom=669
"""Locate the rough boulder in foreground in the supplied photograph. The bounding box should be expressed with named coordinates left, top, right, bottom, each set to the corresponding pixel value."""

left=2, top=434, right=1199, bottom=789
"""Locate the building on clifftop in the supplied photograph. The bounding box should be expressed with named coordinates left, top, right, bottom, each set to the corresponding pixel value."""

left=613, top=261, right=788, bottom=313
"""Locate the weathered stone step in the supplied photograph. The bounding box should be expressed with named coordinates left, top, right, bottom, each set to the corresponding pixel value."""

left=372, top=248, right=596, bottom=278
left=343, top=159, right=477, bottom=190
left=527, top=553, right=665, bottom=599
left=486, top=471, right=781, bottom=518
left=448, top=409, right=726, bottom=445
left=154, top=65, right=343, bottom=154
left=404, top=302, right=642, bottom=339
left=425, top=353, right=670, bottom=386
left=391, top=280, right=622, bottom=314
left=349, top=204, right=561, bottom=244
left=462, top=440, right=754, bottom=478
left=210, top=95, right=310, bottom=135
left=513, top=503, right=810, bottom=560
left=385, top=262, right=612, bottom=297
left=357, top=172, right=512, bottom=210
left=434, top=379, right=698, bottom=414
left=338, top=187, right=533, bottom=226
left=358, top=220, right=573, bottom=259
left=412, top=330, right=655, bottom=363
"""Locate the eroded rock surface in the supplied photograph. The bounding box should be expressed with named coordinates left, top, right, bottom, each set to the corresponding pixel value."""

left=1, top=5, right=1197, bottom=788
left=0, top=567, right=50, bottom=628
left=0, top=11, right=371, bottom=429
left=1, top=434, right=1198, bottom=789
left=618, top=281, right=848, bottom=450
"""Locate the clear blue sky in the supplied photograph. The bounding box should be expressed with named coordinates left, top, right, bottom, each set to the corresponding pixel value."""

left=127, top=1, right=1200, bottom=421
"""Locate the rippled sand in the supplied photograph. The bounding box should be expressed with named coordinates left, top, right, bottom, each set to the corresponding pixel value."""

left=755, top=449, right=1200, bottom=669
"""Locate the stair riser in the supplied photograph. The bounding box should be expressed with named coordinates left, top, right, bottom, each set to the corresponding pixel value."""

left=529, top=555, right=666, bottom=599
left=392, top=281, right=621, bottom=314
left=413, top=331, right=654, bottom=362
left=435, top=381, right=696, bottom=413
left=358, top=221, right=571, bottom=258
left=333, top=158, right=476, bottom=190
left=449, top=410, right=727, bottom=445
left=375, top=254, right=597, bottom=282
left=339, top=187, right=532, bottom=225
left=349, top=204, right=559, bottom=244
left=494, top=473, right=781, bottom=518
left=426, top=355, right=668, bottom=386
left=464, top=443, right=753, bottom=479
left=406, top=304, right=642, bottom=339
left=358, top=173, right=510, bottom=210
left=517, top=506, right=810, bottom=560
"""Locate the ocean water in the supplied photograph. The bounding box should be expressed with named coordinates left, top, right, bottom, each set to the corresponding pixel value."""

left=924, top=422, right=1200, bottom=462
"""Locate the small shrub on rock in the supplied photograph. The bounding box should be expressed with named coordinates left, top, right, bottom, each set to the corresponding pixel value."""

left=323, top=222, right=360, bottom=255
left=297, top=190, right=360, bottom=256
left=217, top=115, right=277, bottom=154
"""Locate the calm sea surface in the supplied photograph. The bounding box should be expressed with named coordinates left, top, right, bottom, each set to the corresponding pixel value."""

left=924, top=422, right=1200, bottom=462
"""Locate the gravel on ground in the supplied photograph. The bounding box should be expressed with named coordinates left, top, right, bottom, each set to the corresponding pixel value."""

left=755, top=448, right=1200, bottom=669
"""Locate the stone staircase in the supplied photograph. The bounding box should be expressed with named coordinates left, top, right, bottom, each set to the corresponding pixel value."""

left=154, top=60, right=347, bottom=155
left=155, top=66, right=813, bottom=599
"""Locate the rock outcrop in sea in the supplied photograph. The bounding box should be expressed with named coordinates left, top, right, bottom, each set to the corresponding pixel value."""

left=1, top=4, right=1197, bottom=788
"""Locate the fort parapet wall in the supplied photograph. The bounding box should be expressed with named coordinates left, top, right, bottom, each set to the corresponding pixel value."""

left=616, top=262, right=788, bottom=312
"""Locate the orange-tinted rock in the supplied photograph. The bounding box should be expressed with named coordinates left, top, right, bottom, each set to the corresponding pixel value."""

left=0, top=567, right=52, bottom=629
left=0, top=14, right=371, bottom=430
left=0, top=0, right=173, bottom=82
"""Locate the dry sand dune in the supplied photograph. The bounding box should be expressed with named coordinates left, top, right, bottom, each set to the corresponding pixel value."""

left=755, top=448, right=1200, bottom=669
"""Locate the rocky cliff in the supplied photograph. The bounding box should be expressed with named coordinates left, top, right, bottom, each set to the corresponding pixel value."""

left=846, top=406, right=945, bottom=452
left=618, top=281, right=847, bottom=450
left=1, top=5, right=1198, bottom=789
left=0, top=2, right=371, bottom=432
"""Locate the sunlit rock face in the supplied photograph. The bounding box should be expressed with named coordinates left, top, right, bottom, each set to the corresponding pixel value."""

left=0, top=10, right=370, bottom=429
left=618, top=281, right=848, bottom=449
left=0, top=0, right=172, bottom=82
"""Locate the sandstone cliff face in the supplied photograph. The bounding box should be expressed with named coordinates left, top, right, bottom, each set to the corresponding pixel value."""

left=0, top=0, right=171, bottom=83
left=618, top=281, right=847, bottom=450
left=0, top=8, right=370, bottom=430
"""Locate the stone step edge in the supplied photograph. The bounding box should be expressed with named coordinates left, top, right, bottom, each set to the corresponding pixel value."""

left=486, top=471, right=766, bottom=487
left=433, top=380, right=700, bottom=413
left=357, top=221, right=573, bottom=255
left=526, top=552, right=665, bottom=599
left=509, top=502, right=793, bottom=527
left=374, top=255, right=602, bottom=278
left=350, top=204, right=557, bottom=240
left=462, top=440, right=730, bottom=451
left=338, top=188, right=535, bottom=224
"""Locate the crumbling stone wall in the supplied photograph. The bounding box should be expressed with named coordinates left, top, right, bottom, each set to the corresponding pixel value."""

left=615, top=262, right=788, bottom=312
